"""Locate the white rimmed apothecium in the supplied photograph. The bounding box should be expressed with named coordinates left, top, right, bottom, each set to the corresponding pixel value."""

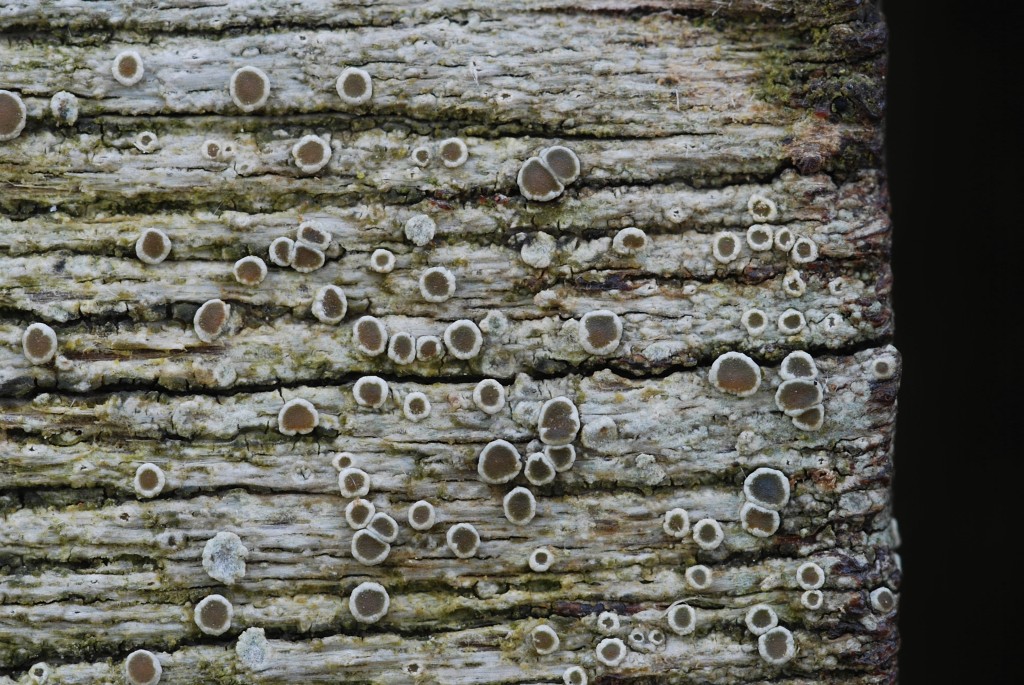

left=112, top=50, right=145, bottom=86
left=407, top=500, right=436, bottom=531
left=337, top=67, right=373, bottom=105
left=503, top=487, right=536, bottom=526
left=443, top=319, right=483, bottom=360
left=277, top=398, right=318, bottom=436
left=353, top=376, right=389, bottom=409
left=230, top=66, right=270, bottom=112
left=709, top=351, right=761, bottom=397
left=135, top=228, right=172, bottom=264
left=345, top=498, right=375, bottom=529
left=233, top=256, right=267, bottom=286
left=438, top=137, right=469, bottom=168
left=352, top=316, right=388, bottom=357
left=311, top=285, right=348, bottom=324
left=349, top=581, right=390, bottom=623
left=133, top=463, right=166, bottom=498
left=577, top=309, right=623, bottom=355
left=22, top=323, right=58, bottom=365
left=0, top=90, right=27, bottom=141
left=387, top=332, right=416, bottom=365
left=744, top=604, right=778, bottom=636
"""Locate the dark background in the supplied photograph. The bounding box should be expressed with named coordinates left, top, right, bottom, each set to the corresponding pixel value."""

left=884, top=1, right=1021, bottom=682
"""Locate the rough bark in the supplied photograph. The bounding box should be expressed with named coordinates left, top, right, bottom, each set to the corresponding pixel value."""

left=0, top=1, right=897, bottom=684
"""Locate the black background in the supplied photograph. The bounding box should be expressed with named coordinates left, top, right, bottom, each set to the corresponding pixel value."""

left=884, top=1, right=1021, bottom=682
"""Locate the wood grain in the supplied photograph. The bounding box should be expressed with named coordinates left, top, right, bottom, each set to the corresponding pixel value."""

left=0, top=1, right=897, bottom=683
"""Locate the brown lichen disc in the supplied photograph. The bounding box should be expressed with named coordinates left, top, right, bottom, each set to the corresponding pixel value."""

left=758, top=627, right=794, bottom=664
left=517, top=157, right=564, bottom=201
left=446, top=523, right=480, bottom=558
left=312, top=285, right=347, bottom=324
left=230, top=66, right=270, bottom=111
left=578, top=310, right=623, bottom=355
left=0, top=90, right=27, bottom=140
left=352, top=583, right=389, bottom=621
left=342, top=73, right=368, bottom=99
left=298, top=139, right=326, bottom=165
left=780, top=351, right=817, bottom=380
left=337, top=67, right=372, bottom=104
left=137, top=467, right=160, bottom=491
left=347, top=499, right=374, bottom=528
left=744, top=468, right=790, bottom=509
left=478, top=440, right=522, bottom=484
left=537, top=397, right=580, bottom=446
left=545, top=445, right=576, bottom=472
left=353, top=376, right=389, bottom=409
left=22, top=323, right=57, bottom=365
left=388, top=332, right=415, bottom=364
left=775, top=379, right=823, bottom=416
left=278, top=398, right=318, bottom=435
left=541, top=145, right=580, bottom=184
left=709, top=351, right=761, bottom=397
left=439, top=138, right=468, bottom=167
left=444, top=320, right=482, bottom=360
left=503, top=487, right=536, bottom=525
left=233, top=256, right=267, bottom=286
left=420, top=267, right=455, bottom=302
left=473, top=379, right=505, bottom=414
left=125, top=650, right=160, bottom=685
left=118, top=54, right=139, bottom=79
left=292, top=244, right=325, bottom=273
left=194, top=300, right=230, bottom=343
left=352, top=529, right=390, bottom=565
left=524, top=452, right=556, bottom=486
left=200, top=598, right=229, bottom=632
left=136, top=229, right=171, bottom=264
left=409, top=502, right=434, bottom=528
left=740, top=502, right=780, bottom=537
left=354, top=317, right=388, bottom=356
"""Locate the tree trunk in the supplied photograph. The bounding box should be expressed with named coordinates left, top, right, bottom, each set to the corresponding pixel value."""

left=0, top=1, right=897, bottom=683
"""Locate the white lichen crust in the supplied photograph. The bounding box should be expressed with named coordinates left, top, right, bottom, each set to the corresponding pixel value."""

left=202, top=531, right=248, bottom=585
left=235, top=627, right=271, bottom=670
left=404, top=214, right=436, bottom=246
left=49, top=91, right=80, bottom=126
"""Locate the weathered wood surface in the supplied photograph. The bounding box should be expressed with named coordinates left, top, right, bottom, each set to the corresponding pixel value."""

left=0, top=1, right=897, bottom=684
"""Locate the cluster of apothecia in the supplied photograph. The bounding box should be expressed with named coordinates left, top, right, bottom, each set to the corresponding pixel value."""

left=2, top=49, right=897, bottom=684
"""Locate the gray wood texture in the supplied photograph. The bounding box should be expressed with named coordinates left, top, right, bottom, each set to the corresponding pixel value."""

left=0, top=1, right=898, bottom=683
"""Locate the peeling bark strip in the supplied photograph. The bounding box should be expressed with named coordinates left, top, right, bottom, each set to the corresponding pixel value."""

left=0, top=1, right=898, bottom=684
